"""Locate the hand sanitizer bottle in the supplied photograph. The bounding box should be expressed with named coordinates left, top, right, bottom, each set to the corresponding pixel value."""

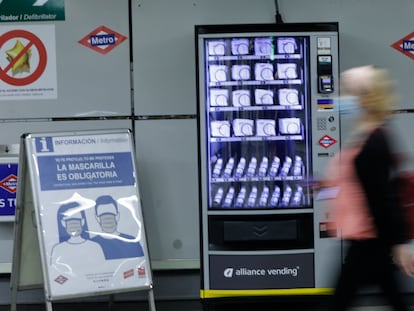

left=222, top=157, right=235, bottom=178
left=234, top=186, right=247, bottom=208
left=268, top=156, right=280, bottom=177
left=212, top=158, right=223, bottom=178
left=246, top=156, right=257, bottom=177
left=258, top=156, right=269, bottom=177
left=234, top=157, right=246, bottom=178
left=269, top=185, right=281, bottom=207
left=247, top=186, right=258, bottom=208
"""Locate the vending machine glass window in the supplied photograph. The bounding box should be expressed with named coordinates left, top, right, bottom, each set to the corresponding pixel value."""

left=203, top=35, right=311, bottom=210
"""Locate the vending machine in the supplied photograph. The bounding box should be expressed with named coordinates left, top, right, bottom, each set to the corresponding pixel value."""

left=196, top=23, right=340, bottom=300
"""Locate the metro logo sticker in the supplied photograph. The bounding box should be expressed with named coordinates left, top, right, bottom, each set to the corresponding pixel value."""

left=318, top=135, right=337, bottom=149
left=391, top=32, right=414, bottom=60
left=0, top=174, right=17, bottom=193
left=78, top=26, right=127, bottom=55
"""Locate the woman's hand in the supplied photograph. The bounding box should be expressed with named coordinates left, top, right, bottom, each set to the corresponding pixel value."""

left=393, top=244, right=414, bottom=276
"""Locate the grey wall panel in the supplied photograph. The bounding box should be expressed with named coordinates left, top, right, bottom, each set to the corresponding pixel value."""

left=134, top=119, right=199, bottom=267
left=0, top=0, right=131, bottom=118
left=0, top=119, right=133, bottom=145
left=279, top=0, right=414, bottom=109
left=132, top=0, right=275, bottom=116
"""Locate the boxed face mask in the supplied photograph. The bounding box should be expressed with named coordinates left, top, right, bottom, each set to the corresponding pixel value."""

left=256, top=119, right=276, bottom=136
left=232, top=65, right=251, bottom=81
left=255, top=63, right=274, bottom=81
left=232, top=90, right=251, bottom=107
left=231, top=38, right=249, bottom=55
left=277, top=38, right=297, bottom=54
left=254, top=38, right=273, bottom=56
left=210, top=120, right=231, bottom=137
left=277, top=63, right=298, bottom=79
left=209, top=65, right=228, bottom=82
left=232, top=118, right=254, bottom=136
left=210, top=89, right=229, bottom=107
left=278, top=89, right=299, bottom=106
left=255, top=89, right=274, bottom=105
left=208, top=40, right=226, bottom=56
left=278, top=118, right=301, bottom=134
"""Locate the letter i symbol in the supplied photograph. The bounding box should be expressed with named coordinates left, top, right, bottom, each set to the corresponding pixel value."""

left=39, top=137, right=49, bottom=152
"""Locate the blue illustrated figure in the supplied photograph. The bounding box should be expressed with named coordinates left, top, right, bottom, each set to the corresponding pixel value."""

left=50, top=201, right=105, bottom=271
left=92, top=195, right=144, bottom=260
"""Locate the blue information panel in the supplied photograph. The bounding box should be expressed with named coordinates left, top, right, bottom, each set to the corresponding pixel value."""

left=0, top=162, right=18, bottom=219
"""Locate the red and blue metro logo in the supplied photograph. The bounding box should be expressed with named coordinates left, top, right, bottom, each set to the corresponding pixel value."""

left=78, top=25, right=127, bottom=55
left=391, top=32, right=414, bottom=60
left=0, top=174, right=17, bottom=193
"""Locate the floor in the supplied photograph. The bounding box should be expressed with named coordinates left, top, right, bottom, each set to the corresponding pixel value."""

left=3, top=298, right=414, bottom=311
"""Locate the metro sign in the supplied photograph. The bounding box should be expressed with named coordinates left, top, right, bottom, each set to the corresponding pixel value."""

left=391, top=32, right=414, bottom=60
left=78, top=25, right=127, bottom=55
left=0, top=174, right=17, bottom=193
left=318, top=135, right=337, bottom=149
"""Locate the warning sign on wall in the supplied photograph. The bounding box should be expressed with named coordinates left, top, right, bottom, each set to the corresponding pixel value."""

left=0, top=24, right=57, bottom=100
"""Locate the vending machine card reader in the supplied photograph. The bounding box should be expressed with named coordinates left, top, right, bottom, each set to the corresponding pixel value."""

left=317, top=55, right=333, bottom=93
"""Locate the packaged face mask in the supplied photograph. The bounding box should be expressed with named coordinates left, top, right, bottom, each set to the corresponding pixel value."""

left=209, top=65, right=228, bottom=82
left=256, top=119, right=276, bottom=136
left=277, top=38, right=297, bottom=54
left=208, top=40, right=226, bottom=56
left=211, top=121, right=231, bottom=137
left=231, top=38, right=249, bottom=55
left=277, top=63, right=297, bottom=79
left=254, top=38, right=273, bottom=56
left=232, top=90, right=251, bottom=107
left=255, top=89, right=274, bottom=105
left=232, top=65, right=251, bottom=80
left=255, top=63, right=274, bottom=81
left=210, top=89, right=228, bottom=107
left=278, top=89, right=299, bottom=106
left=279, top=118, right=301, bottom=134
left=232, top=119, right=254, bottom=136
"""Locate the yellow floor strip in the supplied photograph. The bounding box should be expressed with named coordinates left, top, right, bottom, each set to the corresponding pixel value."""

left=200, top=288, right=334, bottom=299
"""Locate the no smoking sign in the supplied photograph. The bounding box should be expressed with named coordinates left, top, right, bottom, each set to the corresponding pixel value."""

left=0, top=29, right=47, bottom=86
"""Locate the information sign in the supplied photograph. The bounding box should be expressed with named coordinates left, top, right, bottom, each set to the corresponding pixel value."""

left=13, top=129, right=153, bottom=302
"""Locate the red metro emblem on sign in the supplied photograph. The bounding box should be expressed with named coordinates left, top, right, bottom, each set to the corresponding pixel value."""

left=391, top=32, right=414, bottom=60
left=319, top=135, right=337, bottom=149
left=78, top=25, right=127, bottom=55
left=0, top=174, right=17, bottom=193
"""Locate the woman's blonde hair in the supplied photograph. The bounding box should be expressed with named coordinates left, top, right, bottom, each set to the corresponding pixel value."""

left=341, top=65, right=397, bottom=123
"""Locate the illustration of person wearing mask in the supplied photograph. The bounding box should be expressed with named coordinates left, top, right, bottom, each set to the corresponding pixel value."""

left=50, top=201, right=105, bottom=272
left=91, top=195, right=144, bottom=260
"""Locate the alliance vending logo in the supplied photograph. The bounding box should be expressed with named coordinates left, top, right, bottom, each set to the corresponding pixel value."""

left=78, top=25, right=127, bottom=55
left=223, top=266, right=299, bottom=278
left=391, top=32, right=414, bottom=60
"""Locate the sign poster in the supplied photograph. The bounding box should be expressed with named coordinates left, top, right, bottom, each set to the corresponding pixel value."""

left=0, top=0, right=65, bottom=23
left=0, top=162, right=18, bottom=219
left=25, top=131, right=151, bottom=300
left=0, top=24, right=57, bottom=100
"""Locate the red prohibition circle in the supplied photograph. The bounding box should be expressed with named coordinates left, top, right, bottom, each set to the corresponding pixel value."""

left=0, top=29, right=47, bottom=86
